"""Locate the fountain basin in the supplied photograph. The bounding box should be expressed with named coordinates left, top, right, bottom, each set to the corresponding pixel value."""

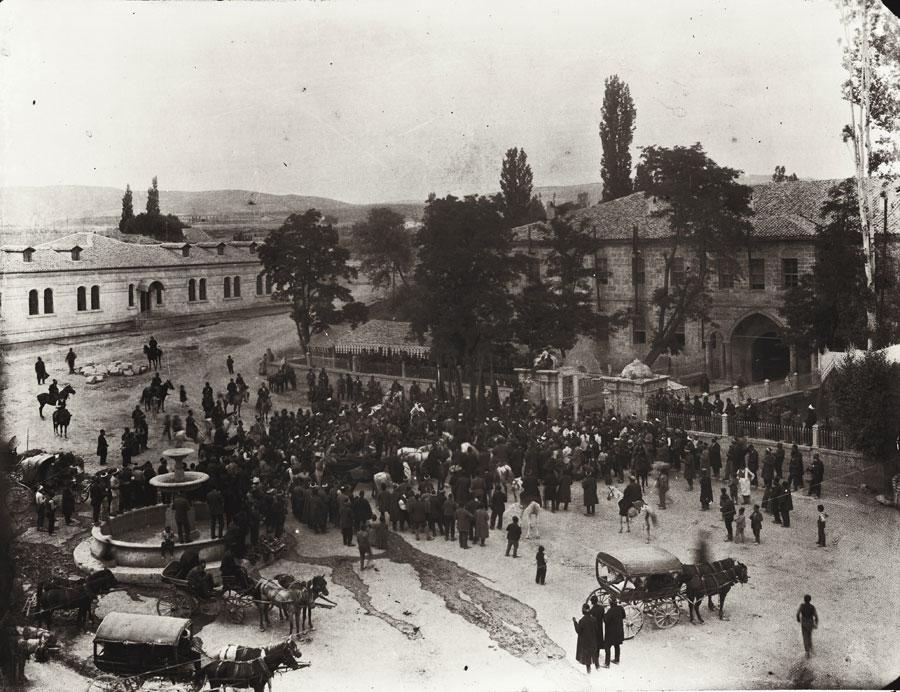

left=90, top=503, right=224, bottom=568
left=149, top=470, right=210, bottom=490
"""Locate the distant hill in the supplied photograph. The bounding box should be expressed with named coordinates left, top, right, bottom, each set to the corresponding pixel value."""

left=0, top=185, right=425, bottom=233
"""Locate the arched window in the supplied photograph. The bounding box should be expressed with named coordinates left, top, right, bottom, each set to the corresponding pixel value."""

left=256, top=274, right=264, bottom=296
left=199, top=278, right=207, bottom=300
left=224, top=276, right=231, bottom=299
left=28, top=289, right=39, bottom=315
left=77, top=286, right=87, bottom=312
left=154, top=284, right=162, bottom=305
left=90, top=285, right=100, bottom=310
left=233, top=276, right=241, bottom=297
left=265, top=274, right=273, bottom=294
left=188, top=279, right=196, bottom=302
left=43, top=288, right=54, bottom=314
left=128, top=284, right=135, bottom=307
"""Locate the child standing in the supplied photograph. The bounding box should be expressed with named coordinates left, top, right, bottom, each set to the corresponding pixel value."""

left=816, top=504, right=828, bottom=547
left=161, top=526, right=176, bottom=558
left=750, top=504, right=763, bottom=544
left=734, top=507, right=746, bottom=543
left=535, top=545, right=547, bottom=585
left=357, top=521, right=373, bottom=570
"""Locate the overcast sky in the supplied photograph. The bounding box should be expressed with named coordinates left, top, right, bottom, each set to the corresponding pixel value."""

left=1, top=0, right=855, bottom=204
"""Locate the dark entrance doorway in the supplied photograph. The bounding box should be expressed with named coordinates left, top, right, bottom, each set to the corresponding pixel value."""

left=731, top=313, right=790, bottom=383
left=750, top=331, right=790, bottom=381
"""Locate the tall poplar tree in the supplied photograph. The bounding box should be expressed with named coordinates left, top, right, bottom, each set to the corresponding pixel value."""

left=119, top=184, right=133, bottom=231
left=499, top=147, right=535, bottom=228
left=146, top=176, right=160, bottom=216
left=599, top=75, right=637, bottom=201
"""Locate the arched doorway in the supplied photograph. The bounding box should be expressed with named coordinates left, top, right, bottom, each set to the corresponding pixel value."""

left=730, top=313, right=790, bottom=383
left=138, top=281, right=165, bottom=313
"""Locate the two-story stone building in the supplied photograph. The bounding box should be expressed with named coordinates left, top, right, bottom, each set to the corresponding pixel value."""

left=515, top=179, right=898, bottom=384
left=0, top=231, right=281, bottom=344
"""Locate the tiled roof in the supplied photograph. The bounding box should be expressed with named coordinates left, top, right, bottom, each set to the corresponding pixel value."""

left=514, top=179, right=900, bottom=243
left=1, top=231, right=261, bottom=274
left=333, top=319, right=430, bottom=356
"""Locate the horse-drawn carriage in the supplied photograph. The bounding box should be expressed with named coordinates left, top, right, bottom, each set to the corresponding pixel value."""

left=155, top=561, right=254, bottom=624
left=89, top=612, right=202, bottom=692
left=584, top=545, right=750, bottom=638
left=586, top=546, right=685, bottom=639
left=16, top=450, right=89, bottom=501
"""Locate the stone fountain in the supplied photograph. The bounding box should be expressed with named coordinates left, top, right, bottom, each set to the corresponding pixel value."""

left=150, top=432, right=209, bottom=542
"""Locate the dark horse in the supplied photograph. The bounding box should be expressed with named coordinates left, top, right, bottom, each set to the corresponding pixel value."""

left=274, top=574, right=331, bottom=633
left=143, top=343, right=163, bottom=370
left=52, top=406, right=72, bottom=437
left=37, top=384, right=75, bottom=417
left=196, top=636, right=303, bottom=692
left=681, top=558, right=749, bottom=624
left=35, top=569, right=117, bottom=629
left=151, top=379, right=174, bottom=413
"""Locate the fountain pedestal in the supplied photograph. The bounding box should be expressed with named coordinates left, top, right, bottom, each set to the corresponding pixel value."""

left=150, top=446, right=208, bottom=544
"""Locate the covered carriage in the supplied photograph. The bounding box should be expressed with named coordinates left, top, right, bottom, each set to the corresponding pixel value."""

left=90, top=612, right=201, bottom=692
left=17, top=451, right=89, bottom=500
left=585, top=545, right=685, bottom=638
left=156, top=560, right=253, bottom=623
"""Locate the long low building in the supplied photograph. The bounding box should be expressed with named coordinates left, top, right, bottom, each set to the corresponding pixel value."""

left=0, top=231, right=281, bottom=344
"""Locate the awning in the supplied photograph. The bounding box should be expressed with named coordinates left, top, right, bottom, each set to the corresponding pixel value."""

left=94, top=612, right=191, bottom=646
left=596, top=545, right=683, bottom=576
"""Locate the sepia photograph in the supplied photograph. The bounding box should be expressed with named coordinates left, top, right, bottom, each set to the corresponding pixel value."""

left=0, top=1, right=898, bottom=690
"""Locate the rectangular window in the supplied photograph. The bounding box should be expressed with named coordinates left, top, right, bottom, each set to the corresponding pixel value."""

left=632, top=311, right=646, bottom=344
left=782, top=258, right=799, bottom=288
left=594, top=256, right=609, bottom=285
left=670, top=257, right=685, bottom=286
left=749, top=258, right=765, bottom=290
left=718, top=258, right=735, bottom=289
left=632, top=256, right=645, bottom=286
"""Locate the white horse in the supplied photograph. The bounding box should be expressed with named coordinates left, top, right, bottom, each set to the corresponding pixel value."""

left=398, top=444, right=432, bottom=482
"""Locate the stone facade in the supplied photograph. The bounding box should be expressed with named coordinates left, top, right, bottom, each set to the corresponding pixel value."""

left=0, top=232, right=280, bottom=344
left=515, top=180, right=898, bottom=383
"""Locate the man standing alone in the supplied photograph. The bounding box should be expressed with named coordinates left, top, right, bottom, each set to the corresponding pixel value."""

left=719, top=487, right=735, bottom=541
left=97, top=429, right=108, bottom=466
left=35, top=357, right=48, bottom=385
left=66, top=347, right=77, bottom=374
left=796, top=595, right=818, bottom=657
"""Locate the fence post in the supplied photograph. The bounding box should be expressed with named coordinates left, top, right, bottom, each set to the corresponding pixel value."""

left=792, top=372, right=799, bottom=390
left=764, top=379, right=770, bottom=397
left=721, top=413, right=729, bottom=437
left=351, top=355, right=357, bottom=373
left=812, top=423, right=819, bottom=449
left=401, top=359, right=407, bottom=379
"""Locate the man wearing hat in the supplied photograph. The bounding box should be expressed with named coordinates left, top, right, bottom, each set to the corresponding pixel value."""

left=573, top=603, right=600, bottom=673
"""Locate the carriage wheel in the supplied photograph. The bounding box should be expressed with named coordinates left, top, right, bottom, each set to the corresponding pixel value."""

left=156, top=592, right=192, bottom=618
left=222, top=589, right=249, bottom=624
left=623, top=603, right=644, bottom=639
left=583, top=587, right=611, bottom=608
left=652, top=600, right=681, bottom=629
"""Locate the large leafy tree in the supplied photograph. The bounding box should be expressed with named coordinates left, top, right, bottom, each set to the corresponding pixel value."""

left=352, top=207, right=413, bottom=297
left=633, top=143, right=754, bottom=366
left=829, top=350, right=900, bottom=487
left=259, top=209, right=368, bottom=361
left=119, top=184, right=133, bottom=231
left=780, top=179, right=872, bottom=351
left=599, top=75, right=637, bottom=201
left=411, top=194, right=517, bottom=404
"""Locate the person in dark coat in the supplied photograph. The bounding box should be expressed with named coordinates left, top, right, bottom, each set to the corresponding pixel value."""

left=719, top=487, right=735, bottom=541
left=573, top=603, right=599, bottom=673
left=808, top=454, right=824, bottom=499
left=708, top=438, right=722, bottom=478
left=699, top=470, right=713, bottom=510
left=588, top=594, right=605, bottom=661
left=173, top=494, right=191, bottom=543
left=557, top=470, right=572, bottom=511
left=505, top=516, right=521, bottom=557
left=779, top=481, right=793, bottom=527
left=206, top=486, right=225, bottom=539
left=35, top=357, right=48, bottom=385
left=603, top=597, right=626, bottom=666
left=97, top=430, right=108, bottom=466
left=683, top=447, right=696, bottom=490
left=581, top=472, right=599, bottom=515
left=455, top=504, right=474, bottom=548
left=61, top=483, right=76, bottom=525
left=489, top=486, right=506, bottom=529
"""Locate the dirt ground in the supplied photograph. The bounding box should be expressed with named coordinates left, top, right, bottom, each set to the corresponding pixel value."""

left=2, top=311, right=900, bottom=690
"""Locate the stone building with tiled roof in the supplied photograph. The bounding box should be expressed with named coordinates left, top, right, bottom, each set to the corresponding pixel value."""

left=0, top=231, right=282, bottom=343
left=514, top=179, right=899, bottom=384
